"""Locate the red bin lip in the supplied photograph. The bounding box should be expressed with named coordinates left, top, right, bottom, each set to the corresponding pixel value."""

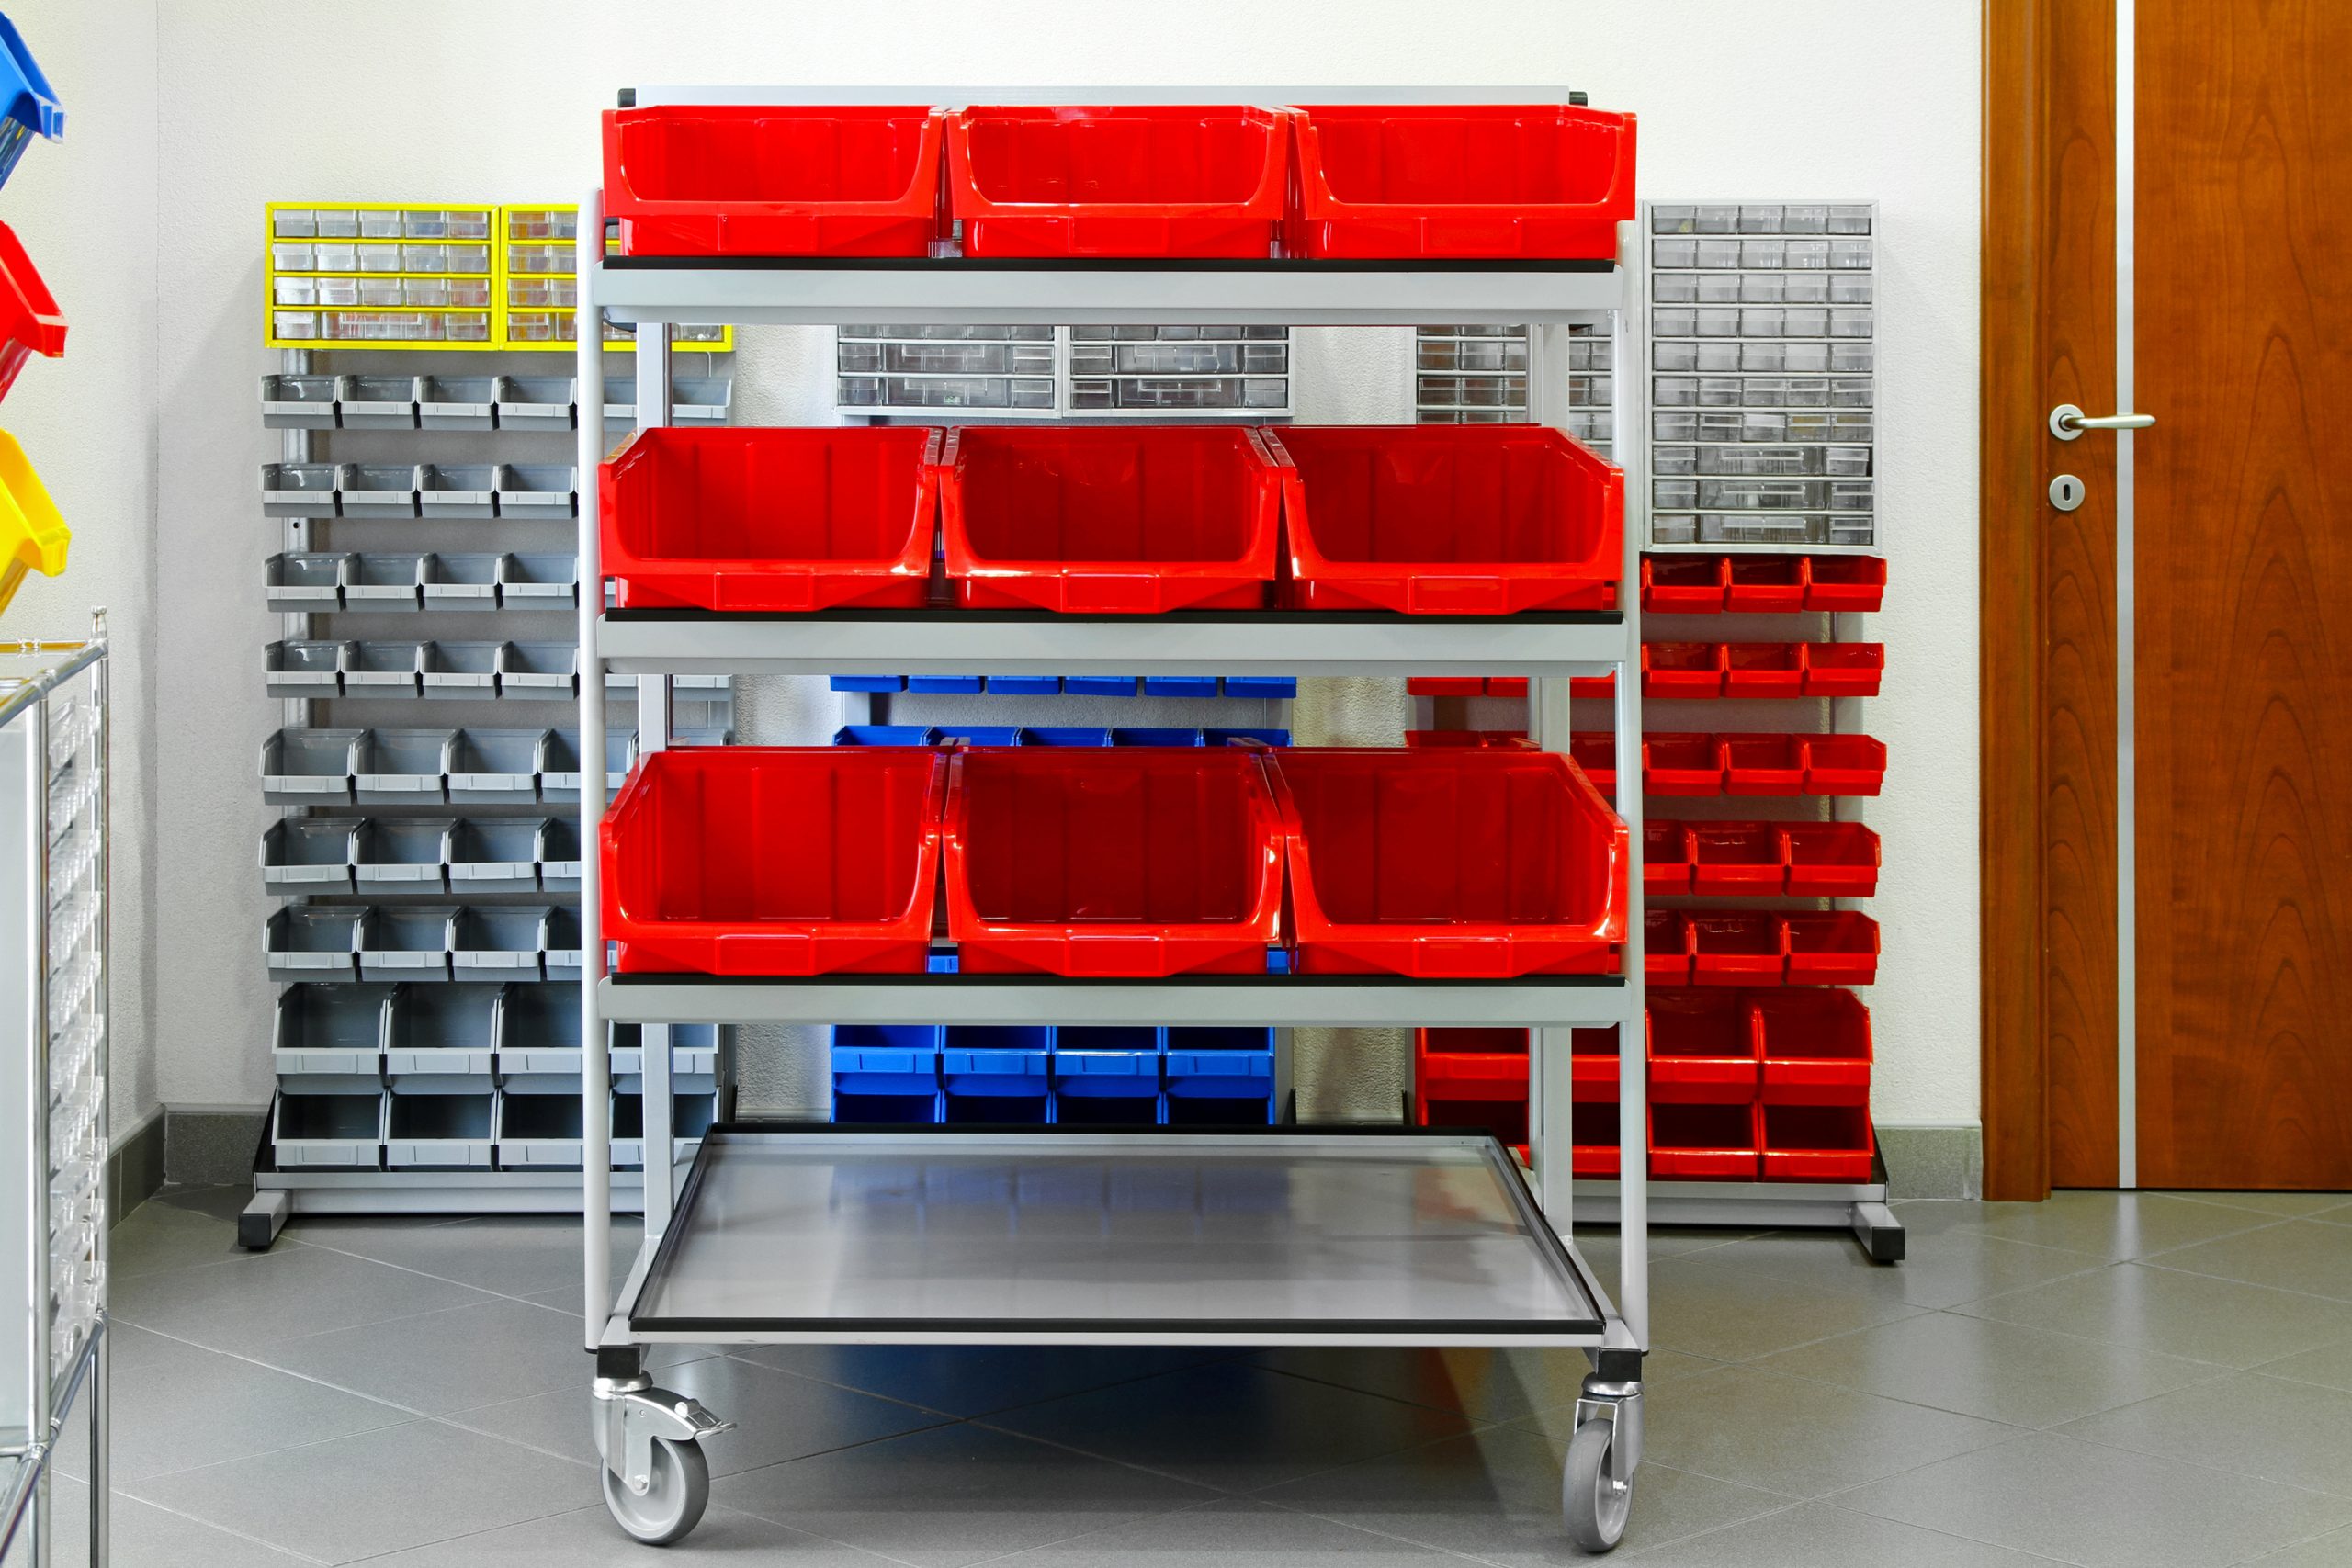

left=0, top=220, right=65, bottom=405
left=943, top=746, right=1286, bottom=977
left=601, top=105, right=946, bottom=258
left=1284, top=104, right=1637, bottom=261
left=939, top=424, right=1283, bottom=614
left=601, top=747, right=947, bottom=976
left=1264, top=746, right=1629, bottom=978
left=946, top=105, right=1289, bottom=259
left=600, top=425, right=944, bottom=613
left=1263, top=425, right=1623, bottom=615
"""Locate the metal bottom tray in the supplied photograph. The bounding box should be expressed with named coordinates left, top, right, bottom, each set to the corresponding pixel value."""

left=615, top=1127, right=1611, bottom=1347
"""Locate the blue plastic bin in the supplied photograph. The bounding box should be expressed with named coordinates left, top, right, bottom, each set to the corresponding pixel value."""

left=0, top=15, right=62, bottom=193
left=1111, top=727, right=1205, bottom=748
left=831, top=1023, right=944, bottom=1123
left=1017, top=726, right=1110, bottom=748
left=936, top=725, right=1021, bottom=746
left=983, top=674, right=1062, bottom=694
left=1051, top=1026, right=1162, bottom=1125
left=941, top=1024, right=1051, bottom=1123
left=1205, top=727, right=1292, bottom=747
left=1142, top=675, right=1220, bottom=699
left=1062, top=675, right=1138, bottom=697
left=1164, top=1025, right=1277, bottom=1124
left=832, top=724, right=941, bottom=746
left=829, top=675, right=904, bottom=694
left=907, top=674, right=985, bottom=694
left=1221, top=676, right=1298, bottom=700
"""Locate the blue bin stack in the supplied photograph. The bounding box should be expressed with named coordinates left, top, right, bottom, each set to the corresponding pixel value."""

left=831, top=1023, right=1278, bottom=1126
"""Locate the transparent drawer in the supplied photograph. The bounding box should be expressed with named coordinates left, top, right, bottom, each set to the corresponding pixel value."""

left=1829, top=239, right=1872, bottom=268
left=1650, top=272, right=1698, bottom=305
left=897, top=342, right=1056, bottom=375
left=1829, top=342, right=1874, bottom=373
left=1833, top=411, right=1875, bottom=441
left=1650, top=205, right=1693, bottom=234
left=272, top=311, right=321, bottom=341
left=848, top=323, right=1055, bottom=340
left=354, top=243, right=403, bottom=273
left=1737, top=204, right=1784, bottom=233
left=504, top=311, right=568, bottom=344
left=1829, top=308, right=1873, bottom=339
left=505, top=209, right=579, bottom=241
left=356, top=818, right=453, bottom=895
left=1652, top=445, right=1696, bottom=476
left=273, top=209, right=319, bottom=239
left=836, top=375, right=1054, bottom=410
left=1071, top=377, right=1287, bottom=410
left=1781, top=205, right=1830, bottom=234
left=410, top=277, right=492, bottom=309
left=358, top=209, right=403, bottom=239
left=1692, top=445, right=1827, bottom=477
left=1411, top=375, right=1526, bottom=409
left=1694, top=479, right=1826, bottom=510
left=423, top=641, right=501, bottom=701
left=1831, top=273, right=1873, bottom=305
left=265, top=551, right=349, bottom=610
left=260, top=819, right=358, bottom=897
left=1090, top=343, right=1286, bottom=375
left=505, top=276, right=578, bottom=309
left=1652, top=376, right=1696, bottom=408
left=507, top=242, right=571, bottom=275
left=1739, top=239, right=1784, bottom=269
left=1826, top=446, right=1872, bottom=477
left=264, top=638, right=347, bottom=699
left=273, top=276, right=318, bottom=306
left=1830, top=479, right=1874, bottom=512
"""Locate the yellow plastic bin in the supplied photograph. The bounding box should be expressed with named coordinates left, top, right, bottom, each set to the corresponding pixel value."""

left=0, top=430, right=67, bottom=614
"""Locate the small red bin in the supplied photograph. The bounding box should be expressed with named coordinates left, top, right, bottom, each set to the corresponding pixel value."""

left=1651, top=1102, right=1761, bottom=1180
left=1804, top=734, right=1888, bottom=795
left=1284, top=104, right=1636, bottom=259
left=1763, top=1104, right=1874, bottom=1181
left=1644, top=820, right=1693, bottom=895
left=1785, top=911, right=1881, bottom=986
left=1784, top=821, right=1880, bottom=897
left=1755, top=989, right=1873, bottom=1105
left=1646, top=989, right=1760, bottom=1104
left=1404, top=730, right=1538, bottom=751
left=1405, top=677, right=1489, bottom=697
left=603, top=106, right=944, bottom=256
left=1572, top=1025, right=1621, bottom=1102
left=1803, top=644, right=1885, bottom=698
left=1573, top=1101, right=1622, bottom=1179
left=1804, top=557, right=1887, bottom=613
left=941, top=425, right=1283, bottom=612
left=1267, top=747, right=1628, bottom=977
left=1690, top=912, right=1785, bottom=986
left=1724, top=734, right=1804, bottom=796
left=947, top=106, right=1287, bottom=258
left=1645, top=643, right=1724, bottom=699
left=601, top=426, right=941, bottom=611
left=1267, top=425, right=1621, bottom=614
left=604, top=747, right=945, bottom=976
left=1724, top=644, right=1804, bottom=698
left=1690, top=822, right=1786, bottom=896
left=1645, top=908, right=1692, bottom=985
left=1645, top=733, right=1723, bottom=796
left=1725, top=557, right=1806, bottom=614
left=944, top=747, right=1283, bottom=976
left=1643, top=555, right=1728, bottom=612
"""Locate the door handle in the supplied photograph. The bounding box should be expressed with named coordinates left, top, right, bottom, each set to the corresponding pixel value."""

left=2050, top=403, right=2156, bottom=439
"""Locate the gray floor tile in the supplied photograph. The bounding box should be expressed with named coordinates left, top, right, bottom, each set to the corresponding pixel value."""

left=1575, top=1224, right=1764, bottom=1262
left=1958, top=1260, right=2352, bottom=1368
left=105, top=1197, right=259, bottom=1280
left=1755, top=1310, right=2222, bottom=1427
left=250, top=1298, right=599, bottom=1416
left=2165, top=1190, right=2352, bottom=1217
left=1951, top=1190, right=2282, bottom=1260
left=983, top=1358, right=1472, bottom=1493
left=2145, top=1220, right=2352, bottom=1302
left=449, top=1353, right=949, bottom=1476
left=1624, top=1498, right=2064, bottom=1566
left=1835, top=1431, right=2352, bottom=1568
left=511, top=1289, right=712, bottom=1371
left=125, top=1419, right=599, bottom=1563
left=111, top=1243, right=495, bottom=1354
left=1697, top=1224, right=2108, bottom=1311
left=47, top=1324, right=409, bottom=1483
left=283, top=1214, right=645, bottom=1301
left=731, top=1343, right=1233, bottom=1419
left=143, top=1182, right=261, bottom=1223
left=712, top=1419, right=1216, bottom=1568
left=1645, top=1256, right=1925, bottom=1362
left=2253, top=1338, right=2352, bottom=1394
left=19, top=1475, right=322, bottom=1566
left=340, top=1501, right=899, bottom=1565
left=1260, top=1418, right=1787, bottom=1564
left=1250, top=1346, right=1721, bottom=1422
left=1572, top=1362, right=2017, bottom=1499
left=2058, top=1373, right=2352, bottom=1497
left=2241, top=1525, right=2352, bottom=1566
left=987, top=1495, right=1478, bottom=1567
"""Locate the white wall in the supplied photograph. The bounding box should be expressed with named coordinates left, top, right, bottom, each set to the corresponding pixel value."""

left=144, top=0, right=1980, bottom=1128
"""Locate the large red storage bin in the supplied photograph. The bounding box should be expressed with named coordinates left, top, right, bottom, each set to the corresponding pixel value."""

left=946, top=106, right=1287, bottom=257
left=1266, top=747, right=1627, bottom=976
left=1265, top=425, right=1621, bottom=614
left=604, top=747, right=945, bottom=975
left=601, top=427, right=942, bottom=611
left=1284, top=104, right=1636, bottom=259
left=602, top=106, right=944, bottom=256
left=944, top=747, right=1284, bottom=976
left=941, top=425, right=1283, bottom=612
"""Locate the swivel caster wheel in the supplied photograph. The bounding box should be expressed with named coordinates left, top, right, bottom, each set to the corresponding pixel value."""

left=1563, top=1416, right=1634, bottom=1553
left=602, top=1433, right=709, bottom=1546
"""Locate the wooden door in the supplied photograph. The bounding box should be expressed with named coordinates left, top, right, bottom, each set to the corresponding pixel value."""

left=1983, top=0, right=2352, bottom=1195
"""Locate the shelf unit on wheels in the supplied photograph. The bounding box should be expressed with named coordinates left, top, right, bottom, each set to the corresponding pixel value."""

left=577, top=85, right=1651, bottom=1552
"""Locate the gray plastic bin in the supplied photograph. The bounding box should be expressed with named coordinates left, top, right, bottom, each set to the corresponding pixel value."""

left=448, top=818, right=542, bottom=895
left=337, top=375, right=420, bottom=431
left=272, top=982, right=391, bottom=1090
left=418, top=374, right=496, bottom=431
left=494, top=464, right=576, bottom=519
left=423, top=640, right=501, bottom=701
left=261, top=728, right=362, bottom=806
left=354, top=818, right=452, bottom=895
left=359, top=905, right=457, bottom=982
left=271, top=1090, right=385, bottom=1168
left=422, top=552, right=501, bottom=613
left=495, top=1091, right=583, bottom=1168
left=498, top=641, right=576, bottom=700
left=265, top=551, right=350, bottom=612
left=496, top=552, right=579, bottom=609
left=266, top=907, right=363, bottom=982
left=264, top=639, right=347, bottom=699
left=455, top=905, right=549, bottom=979
left=418, top=463, right=497, bottom=521
left=385, top=1092, right=493, bottom=1168
left=385, top=983, right=499, bottom=1090
left=670, top=375, right=732, bottom=423
left=611, top=1022, right=720, bottom=1093
left=495, top=982, right=585, bottom=1093
left=262, top=463, right=340, bottom=517
left=542, top=905, right=583, bottom=981
left=343, top=639, right=424, bottom=696
left=537, top=728, right=632, bottom=805
left=356, top=727, right=453, bottom=807
left=537, top=817, right=581, bottom=893
left=261, top=818, right=357, bottom=896
left=612, top=1089, right=714, bottom=1168
left=337, top=464, right=420, bottom=519
left=344, top=554, right=427, bottom=611
left=492, top=375, right=574, bottom=433
left=448, top=728, right=546, bottom=805
left=261, top=374, right=340, bottom=430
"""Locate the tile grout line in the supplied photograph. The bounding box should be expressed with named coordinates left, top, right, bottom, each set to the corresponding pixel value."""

left=51, top=1478, right=342, bottom=1567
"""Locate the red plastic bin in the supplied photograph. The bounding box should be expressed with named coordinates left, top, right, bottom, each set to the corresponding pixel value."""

left=944, top=746, right=1283, bottom=976
left=1762, top=1104, right=1874, bottom=1181
left=1572, top=1025, right=1621, bottom=1102
left=1690, top=912, right=1785, bottom=987
left=1267, top=747, right=1628, bottom=977
left=1804, top=556, right=1887, bottom=613
left=1645, top=908, right=1693, bottom=986
left=1645, top=733, right=1723, bottom=795
left=1723, top=733, right=1805, bottom=796
left=1646, top=990, right=1760, bottom=1104
left=1785, top=821, right=1881, bottom=897
left=1267, top=425, right=1621, bottom=614
left=1784, top=911, right=1881, bottom=986
left=941, top=425, right=1283, bottom=612
left=1644, top=820, right=1693, bottom=895
left=1804, top=734, right=1888, bottom=795
left=1414, top=1029, right=1528, bottom=1100
left=1642, top=555, right=1728, bottom=612
left=1644, top=643, right=1724, bottom=699
left=603, top=106, right=944, bottom=256
left=946, top=106, right=1286, bottom=257
left=1755, top=989, right=1873, bottom=1105
left=1573, top=1101, right=1621, bottom=1179
left=1403, top=729, right=1537, bottom=751
left=1405, top=677, right=1489, bottom=697
left=0, top=222, right=63, bottom=402
left=1569, top=734, right=1618, bottom=795
left=1803, top=643, right=1886, bottom=698
left=1724, top=643, right=1804, bottom=698
left=1650, top=1102, right=1761, bottom=1180
left=603, top=747, right=945, bottom=976
left=1283, top=104, right=1636, bottom=259
left=601, top=426, right=941, bottom=611
left=1689, top=822, right=1785, bottom=896
left=1725, top=557, right=1806, bottom=613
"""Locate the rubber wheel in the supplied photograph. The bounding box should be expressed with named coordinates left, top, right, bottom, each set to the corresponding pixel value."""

left=1563, top=1416, right=1633, bottom=1553
left=603, top=1435, right=710, bottom=1546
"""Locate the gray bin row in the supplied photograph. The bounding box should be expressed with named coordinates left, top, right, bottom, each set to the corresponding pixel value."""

left=259, top=374, right=731, bottom=433
left=265, top=551, right=578, bottom=613
left=261, top=463, right=576, bottom=520
left=260, top=726, right=635, bottom=807
left=265, top=638, right=578, bottom=701
left=262, top=816, right=581, bottom=896
left=263, top=903, right=584, bottom=984
left=271, top=1086, right=717, bottom=1170
left=271, top=980, right=714, bottom=1091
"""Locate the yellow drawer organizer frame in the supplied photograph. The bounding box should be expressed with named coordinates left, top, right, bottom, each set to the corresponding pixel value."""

left=265, top=203, right=730, bottom=353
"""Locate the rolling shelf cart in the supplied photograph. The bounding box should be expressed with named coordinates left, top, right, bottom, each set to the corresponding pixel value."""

left=577, top=84, right=1652, bottom=1552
